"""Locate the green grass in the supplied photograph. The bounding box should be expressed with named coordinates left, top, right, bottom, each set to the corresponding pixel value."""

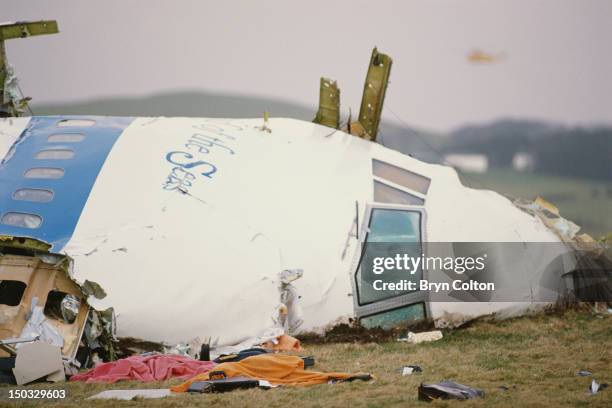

left=459, top=169, right=612, bottom=237
left=2, top=309, right=611, bottom=407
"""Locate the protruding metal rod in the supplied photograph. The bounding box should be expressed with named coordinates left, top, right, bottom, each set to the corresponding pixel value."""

left=313, top=77, right=340, bottom=129
left=356, top=47, right=392, bottom=141
left=0, top=20, right=59, bottom=115
left=0, top=40, right=7, bottom=110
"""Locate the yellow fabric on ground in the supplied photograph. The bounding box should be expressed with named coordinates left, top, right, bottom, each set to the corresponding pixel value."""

left=171, top=354, right=363, bottom=392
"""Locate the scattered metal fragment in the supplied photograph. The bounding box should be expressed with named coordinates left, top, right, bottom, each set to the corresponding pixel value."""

left=398, top=330, right=443, bottom=344
left=257, top=111, right=272, bottom=133
left=12, top=341, right=64, bottom=385
left=514, top=196, right=580, bottom=242
left=165, top=342, right=192, bottom=357
left=354, top=47, right=392, bottom=141
left=18, top=297, right=64, bottom=349
left=60, top=294, right=81, bottom=323
left=81, top=280, right=107, bottom=299
left=187, top=376, right=261, bottom=393
left=87, top=389, right=172, bottom=400
left=0, top=21, right=59, bottom=117
left=418, top=381, right=485, bottom=402
left=589, top=379, right=609, bottom=395
left=277, top=269, right=304, bottom=333
left=82, top=308, right=117, bottom=364
left=400, top=365, right=422, bottom=376
left=313, top=77, right=340, bottom=129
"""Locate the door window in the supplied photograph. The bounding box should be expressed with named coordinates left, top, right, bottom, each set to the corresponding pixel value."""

left=361, top=303, right=425, bottom=329
left=356, top=208, right=422, bottom=305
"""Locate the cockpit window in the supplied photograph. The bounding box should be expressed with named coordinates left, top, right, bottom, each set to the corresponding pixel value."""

left=372, top=159, right=431, bottom=194
left=356, top=209, right=422, bottom=305
left=368, top=208, right=421, bottom=243
left=374, top=180, right=425, bottom=205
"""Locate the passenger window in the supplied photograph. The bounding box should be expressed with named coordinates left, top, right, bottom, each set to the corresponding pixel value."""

left=13, top=188, right=54, bottom=202
left=0, top=280, right=27, bottom=306
left=47, top=133, right=85, bottom=143
left=44, top=291, right=81, bottom=324
left=35, top=149, right=75, bottom=160
left=1, top=212, right=42, bottom=229
left=356, top=209, right=422, bottom=305
left=24, top=168, right=64, bottom=179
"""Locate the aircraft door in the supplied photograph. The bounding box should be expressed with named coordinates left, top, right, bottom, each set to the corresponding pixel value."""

left=350, top=202, right=429, bottom=329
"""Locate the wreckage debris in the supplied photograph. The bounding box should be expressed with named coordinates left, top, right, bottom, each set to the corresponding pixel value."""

left=276, top=269, right=304, bottom=333
left=0, top=236, right=117, bottom=383
left=13, top=341, right=65, bottom=385
left=301, top=356, right=315, bottom=368
left=187, top=375, right=264, bottom=393
left=199, top=343, right=210, bottom=361
left=164, top=343, right=192, bottom=357
left=589, top=379, right=609, bottom=395
left=398, top=330, right=443, bottom=344
left=400, top=365, right=423, bottom=376
left=115, top=337, right=165, bottom=357
left=88, top=389, right=172, bottom=400
left=418, top=380, right=485, bottom=402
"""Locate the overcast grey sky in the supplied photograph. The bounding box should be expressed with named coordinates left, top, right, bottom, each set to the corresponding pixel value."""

left=3, top=0, right=612, bottom=131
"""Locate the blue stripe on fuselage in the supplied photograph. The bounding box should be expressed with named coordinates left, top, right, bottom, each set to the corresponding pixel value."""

left=0, top=116, right=133, bottom=251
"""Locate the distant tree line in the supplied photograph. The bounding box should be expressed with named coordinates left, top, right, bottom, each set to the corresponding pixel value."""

left=443, top=120, right=612, bottom=181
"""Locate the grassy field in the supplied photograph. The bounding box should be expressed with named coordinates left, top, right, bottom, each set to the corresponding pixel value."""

left=459, top=170, right=612, bottom=238
left=2, top=308, right=610, bottom=407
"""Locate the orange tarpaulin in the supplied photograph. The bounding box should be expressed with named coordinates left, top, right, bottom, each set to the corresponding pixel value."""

left=171, top=354, right=368, bottom=392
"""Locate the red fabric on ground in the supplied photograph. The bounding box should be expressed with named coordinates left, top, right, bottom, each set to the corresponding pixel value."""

left=70, top=354, right=217, bottom=383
